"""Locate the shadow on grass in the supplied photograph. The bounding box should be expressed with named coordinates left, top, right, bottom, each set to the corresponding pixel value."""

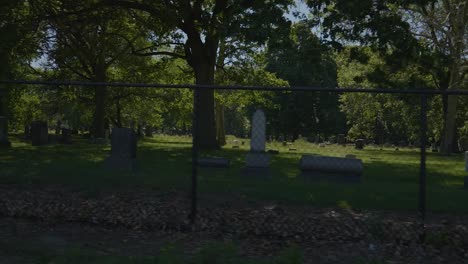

left=1, top=137, right=467, bottom=212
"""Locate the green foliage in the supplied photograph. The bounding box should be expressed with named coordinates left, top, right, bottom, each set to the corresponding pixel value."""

left=216, top=66, right=289, bottom=137
left=336, top=47, right=438, bottom=142
left=264, top=21, right=344, bottom=139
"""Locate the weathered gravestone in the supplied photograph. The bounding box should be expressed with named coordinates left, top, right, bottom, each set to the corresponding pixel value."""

left=299, top=155, right=362, bottom=183
left=431, top=143, right=438, bottom=152
left=242, top=109, right=270, bottom=177
left=465, top=151, right=468, bottom=172
left=23, top=125, right=31, bottom=140
left=315, top=135, right=321, bottom=144
left=59, top=128, right=73, bottom=144
left=337, top=134, right=346, bottom=146
left=355, top=139, right=365, bottom=150
left=464, top=151, right=468, bottom=189
left=0, top=116, right=11, bottom=147
left=104, top=128, right=137, bottom=170
left=55, top=120, right=62, bottom=135
left=145, top=126, right=153, bottom=137
left=31, top=121, right=48, bottom=146
left=458, top=138, right=468, bottom=152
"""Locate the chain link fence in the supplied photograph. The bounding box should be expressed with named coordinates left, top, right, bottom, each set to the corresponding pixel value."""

left=0, top=81, right=467, bottom=263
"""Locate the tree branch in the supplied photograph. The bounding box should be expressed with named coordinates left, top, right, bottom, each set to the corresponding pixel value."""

left=134, top=51, right=186, bottom=59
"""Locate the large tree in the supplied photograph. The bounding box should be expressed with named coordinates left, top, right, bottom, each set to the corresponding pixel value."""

left=308, top=0, right=467, bottom=154
left=0, top=0, right=42, bottom=145
left=266, top=21, right=343, bottom=139
left=403, top=0, right=467, bottom=154
left=103, top=0, right=293, bottom=149
left=39, top=0, right=146, bottom=137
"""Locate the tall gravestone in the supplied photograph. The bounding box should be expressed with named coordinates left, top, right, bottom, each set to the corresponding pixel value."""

left=60, top=128, right=73, bottom=144
left=31, top=121, right=48, bottom=146
left=104, top=128, right=137, bottom=170
left=242, top=110, right=270, bottom=177
left=0, top=116, right=11, bottom=147
left=145, top=126, right=153, bottom=137
left=55, top=120, right=62, bottom=135
left=355, top=139, right=365, bottom=150
left=337, top=134, right=345, bottom=146
left=464, top=151, right=468, bottom=189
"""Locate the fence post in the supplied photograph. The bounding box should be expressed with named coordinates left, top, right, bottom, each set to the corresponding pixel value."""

left=419, top=94, right=428, bottom=239
left=189, top=87, right=200, bottom=224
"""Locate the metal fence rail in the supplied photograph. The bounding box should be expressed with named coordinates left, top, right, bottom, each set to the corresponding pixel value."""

left=1, top=79, right=467, bottom=257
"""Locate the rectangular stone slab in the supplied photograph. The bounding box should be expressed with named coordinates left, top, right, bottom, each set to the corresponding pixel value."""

left=198, top=157, right=230, bottom=168
left=300, top=155, right=363, bottom=174
left=31, top=121, right=48, bottom=146
left=110, top=128, right=136, bottom=159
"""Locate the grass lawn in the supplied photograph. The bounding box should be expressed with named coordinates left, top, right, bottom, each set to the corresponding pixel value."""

left=1, top=237, right=305, bottom=264
left=1, top=134, right=467, bottom=213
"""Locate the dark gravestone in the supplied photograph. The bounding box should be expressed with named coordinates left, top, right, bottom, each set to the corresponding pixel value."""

left=458, top=138, right=468, bottom=152
left=137, top=124, right=144, bottom=138
left=337, top=134, right=346, bottom=146
left=104, top=128, right=137, bottom=170
left=431, top=143, right=438, bottom=152
left=315, top=135, right=321, bottom=144
left=0, top=116, right=11, bottom=147
left=31, top=121, right=48, bottom=146
left=24, top=125, right=31, bottom=140
left=398, top=140, right=408, bottom=147
left=55, top=120, right=62, bottom=135
left=145, top=126, right=153, bottom=137
left=299, top=155, right=362, bottom=183
left=355, top=139, right=365, bottom=150
left=59, top=128, right=73, bottom=144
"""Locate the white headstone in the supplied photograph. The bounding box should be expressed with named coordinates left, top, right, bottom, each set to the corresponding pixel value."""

left=465, top=151, right=468, bottom=172
left=250, top=109, right=266, bottom=152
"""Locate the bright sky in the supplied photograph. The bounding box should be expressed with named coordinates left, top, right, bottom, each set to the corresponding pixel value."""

left=286, top=0, right=310, bottom=21
left=32, top=1, right=313, bottom=69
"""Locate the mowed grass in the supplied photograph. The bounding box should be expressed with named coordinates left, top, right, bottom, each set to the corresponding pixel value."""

left=0, top=134, right=467, bottom=213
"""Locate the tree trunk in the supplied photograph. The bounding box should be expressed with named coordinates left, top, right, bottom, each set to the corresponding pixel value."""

left=116, top=99, right=122, bottom=128
left=94, top=86, right=106, bottom=138
left=440, top=94, right=458, bottom=154
left=215, top=100, right=226, bottom=146
left=93, top=66, right=107, bottom=138
left=214, top=39, right=227, bottom=146
left=440, top=68, right=460, bottom=155
left=194, top=69, right=218, bottom=149
left=439, top=0, right=466, bottom=155
left=0, top=52, right=12, bottom=145
left=195, top=91, right=217, bottom=149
